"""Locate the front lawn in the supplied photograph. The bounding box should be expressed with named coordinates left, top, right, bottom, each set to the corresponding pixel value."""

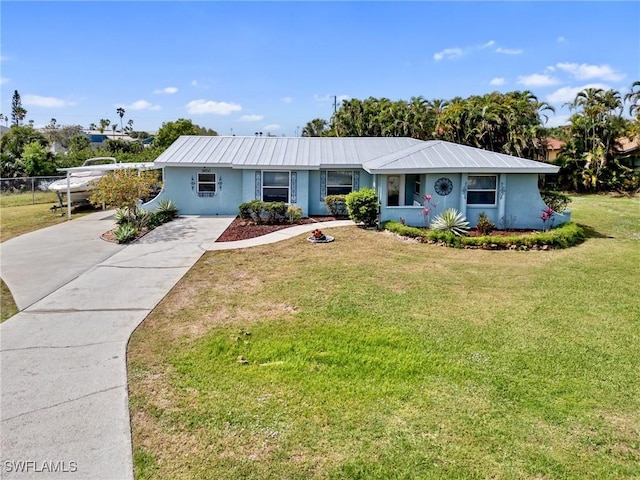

left=128, top=194, right=639, bottom=479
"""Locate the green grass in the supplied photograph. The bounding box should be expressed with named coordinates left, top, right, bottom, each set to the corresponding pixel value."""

left=0, top=190, right=60, bottom=208
left=0, top=199, right=93, bottom=243
left=1, top=279, right=19, bottom=322
left=128, top=194, right=640, bottom=479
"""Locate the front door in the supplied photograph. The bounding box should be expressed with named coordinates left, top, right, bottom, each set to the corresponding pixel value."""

left=387, top=175, right=401, bottom=206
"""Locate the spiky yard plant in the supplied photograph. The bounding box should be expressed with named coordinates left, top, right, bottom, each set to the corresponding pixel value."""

left=430, top=208, right=470, bottom=236
left=156, top=199, right=179, bottom=223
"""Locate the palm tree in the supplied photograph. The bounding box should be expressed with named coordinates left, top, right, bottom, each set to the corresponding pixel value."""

left=99, top=119, right=110, bottom=134
left=116, top=107, right=125, bottom=131
left=624, top=80, right=640, bottom=117
left=302, top=118, right=328, bottom=137
left=111, top=122, right=118, bottom=138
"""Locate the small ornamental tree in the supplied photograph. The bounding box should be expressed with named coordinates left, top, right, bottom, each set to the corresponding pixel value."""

left=90, top=169, right=157, bottom=221
left=345, top=187, right=379, bottom=227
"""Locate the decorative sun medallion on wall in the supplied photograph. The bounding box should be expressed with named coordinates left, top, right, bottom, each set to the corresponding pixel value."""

left=434, top=177, right=453, bottom=196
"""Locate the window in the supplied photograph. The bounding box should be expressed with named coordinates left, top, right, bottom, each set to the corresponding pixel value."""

left=466, top=175, right=497, bottom=205
left=414, top=176, right=421, bottom=195
left=326, top=171, right=353, bottom=195
left=262, top=171, right=290, bottom=202
left=197, top=173, right=216, bottom=196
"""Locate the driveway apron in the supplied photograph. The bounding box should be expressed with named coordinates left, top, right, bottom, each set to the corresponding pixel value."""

left=0, top=213, right=234, bottom=479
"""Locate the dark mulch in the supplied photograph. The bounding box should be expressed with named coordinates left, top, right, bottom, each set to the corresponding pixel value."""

left=215, top=216, right=347, bottom=242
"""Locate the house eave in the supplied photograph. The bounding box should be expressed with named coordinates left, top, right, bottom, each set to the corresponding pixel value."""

left=365, top=167, right=560, bottom=175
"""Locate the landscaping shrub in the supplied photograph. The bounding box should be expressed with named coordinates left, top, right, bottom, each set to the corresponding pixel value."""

left=384, top=220, right=585, bottom=249
left=324, top=194, right=348, bottom=216
left=430, top=208, right=470, bottom=236
left=155, top=199, right=179, bottom=223
left=114, top=223, right=138, bottom=243
left=237, top=200, right=289, bottom=224
left=541, top=190, right=571, bottom=213
left=345, top=188, right=379, bottom=227
left=476, top=212, right=495, bottom=235
left=265, top=202, right=287, bottom=223
left=287, top=205, right=303, bottom=224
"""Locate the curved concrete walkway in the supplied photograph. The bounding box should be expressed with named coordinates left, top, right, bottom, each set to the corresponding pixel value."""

left=0, top=212, right=353, bottom=479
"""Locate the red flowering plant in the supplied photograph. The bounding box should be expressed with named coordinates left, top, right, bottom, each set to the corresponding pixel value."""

left=540, top=206, right=555, bottom=231
left=420, top=193, right=440, bottom=227
left=312, top=229, right=326, bottom=240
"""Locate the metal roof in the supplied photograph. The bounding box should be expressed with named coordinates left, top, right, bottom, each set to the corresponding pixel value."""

left=153, top=136, right=559, bottom=174
left=153, top=136, right=422, bottom=169
left=363, top=140, right=560, bottom=174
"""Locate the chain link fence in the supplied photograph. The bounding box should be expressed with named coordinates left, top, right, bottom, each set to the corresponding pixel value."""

left=0, top=176, right=66, bottom=206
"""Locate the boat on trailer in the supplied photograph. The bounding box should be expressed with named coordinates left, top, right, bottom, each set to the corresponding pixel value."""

left=49, top=157, right=158, bottom=211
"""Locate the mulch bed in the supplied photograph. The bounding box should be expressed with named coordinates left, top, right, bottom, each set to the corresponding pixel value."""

left=215, top=216, right=346, bottom=242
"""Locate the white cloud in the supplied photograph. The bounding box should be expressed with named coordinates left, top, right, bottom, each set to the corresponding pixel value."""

left=238, top=114, right=264, bottom=122
left=481, top=40, right=496, bottom=49
left=186, top=99, right=242, bottom=115
left=313, top=93, right=349, bottom=103
left=154, top=87, right=178, bottom=94
left=23, top=95, right=76, bottom=108
left=556, top=62, right=624, bottom=81
left=433, top=47, right=463, bottom=61
left=264, top=124, right=281, bottom=131
left=545, top=114, right=571, bottom=128
left=281, top=96, right=293, bottom=104
left=546, top=83, right=610, bottom=104
left=489, top=77, right=505, bottom=86
left=0, top=77, right=8, bottom=85
left=191, top=80, right=199, bottom=86
left=496, top=47, right=523, bottom=55
left=122, top=100, right=161, bottom=111
left=517, top=73, right=560, bottom=87
left=557, top=36, right=566, bottom=43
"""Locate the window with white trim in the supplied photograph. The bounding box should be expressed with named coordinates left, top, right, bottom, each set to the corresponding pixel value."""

left=326, top=170, right=353, bottom=196
left=262, top=171, right=290, bottom=202
left=197, top=173, right=216, bottom=197
left=414, top=176, right=421, bottom=195
left=466, top=175, right=497, bottom=205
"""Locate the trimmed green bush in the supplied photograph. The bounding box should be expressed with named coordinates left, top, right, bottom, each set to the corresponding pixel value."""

left=345, top=188, right=379, bottom=227
left=237, top=200, right=288, bottom=224
left=384, top=220, right=585, bottom=249
left=324, top=195, right=348, bottom=216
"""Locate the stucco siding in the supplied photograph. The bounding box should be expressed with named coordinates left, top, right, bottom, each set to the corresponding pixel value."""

left=144, top=166, right=242, bottom=215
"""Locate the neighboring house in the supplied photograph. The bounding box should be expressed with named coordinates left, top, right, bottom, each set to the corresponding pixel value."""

left=544, top=137, right=565, bottom=163
left=144, top=136, right=570, bottom=229
left=616, top=136, right=640, bottom=168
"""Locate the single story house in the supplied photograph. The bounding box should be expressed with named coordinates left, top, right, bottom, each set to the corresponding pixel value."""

left=144, top=136, right=571, bottom=229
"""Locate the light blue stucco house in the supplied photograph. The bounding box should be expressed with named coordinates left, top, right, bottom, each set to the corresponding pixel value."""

left=144, top=135, right=571, bottom=229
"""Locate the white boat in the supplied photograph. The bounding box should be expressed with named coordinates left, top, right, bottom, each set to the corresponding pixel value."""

left=49, top=157, right=158, bottom=208
left=48, top=157, right=118, bottom=204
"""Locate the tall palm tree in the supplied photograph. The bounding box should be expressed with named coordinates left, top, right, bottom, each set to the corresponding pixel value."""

left=116, top=107, right=125, bottom=131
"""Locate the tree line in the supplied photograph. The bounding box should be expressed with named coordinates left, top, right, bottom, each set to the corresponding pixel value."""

left=303, top=83, right=640, bottom=192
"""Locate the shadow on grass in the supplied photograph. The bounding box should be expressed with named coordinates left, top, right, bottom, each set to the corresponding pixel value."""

left=578, top=223, right=613, bottom=239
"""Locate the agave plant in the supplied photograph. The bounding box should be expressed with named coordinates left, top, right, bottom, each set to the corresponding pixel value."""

left=156, top=199, right=179, bottom=223
left=430, top=208, right=470, bottom=236
left=114, top=223, right=138, bottom=243
left=114, top=207, right=131, bottom=225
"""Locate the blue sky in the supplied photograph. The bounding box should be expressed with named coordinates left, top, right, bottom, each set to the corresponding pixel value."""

left=1, top=1, right=638, bottom=136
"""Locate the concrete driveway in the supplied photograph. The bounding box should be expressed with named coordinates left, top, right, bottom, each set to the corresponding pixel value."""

left=0, top=211, right=235, bottom=479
